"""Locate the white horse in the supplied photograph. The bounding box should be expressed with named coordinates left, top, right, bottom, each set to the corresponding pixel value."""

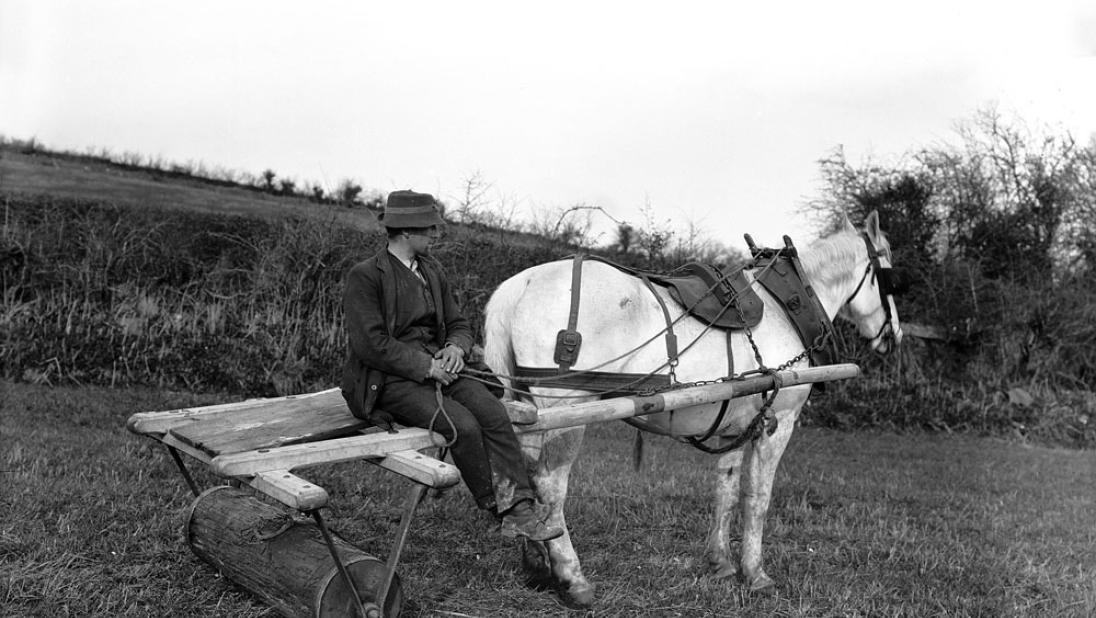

left=482, top=212, right=903, bottom=608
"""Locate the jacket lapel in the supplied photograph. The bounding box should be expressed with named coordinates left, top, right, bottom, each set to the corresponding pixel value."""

left=421, top=259, right=447, bottom=345
left=374, top=250, right=398, bottom=335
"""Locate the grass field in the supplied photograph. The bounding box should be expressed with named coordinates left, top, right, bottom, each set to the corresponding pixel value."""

left=3, top=380, right=1094, bottom=617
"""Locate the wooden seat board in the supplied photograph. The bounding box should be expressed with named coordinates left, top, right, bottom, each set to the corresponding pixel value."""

left=168, top=397, right=369, bottom=457
left=128, top=388, right=343, bottom=436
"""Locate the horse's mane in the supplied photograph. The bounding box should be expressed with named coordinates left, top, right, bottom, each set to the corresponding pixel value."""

left=798, top=228, right=869, bottom=292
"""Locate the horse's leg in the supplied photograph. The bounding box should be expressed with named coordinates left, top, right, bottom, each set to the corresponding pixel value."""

left=705, top=448, right=744, bottom=579
left=738, top=412, right=796, bottom=592
left=519, top=425, right=594, bottom=608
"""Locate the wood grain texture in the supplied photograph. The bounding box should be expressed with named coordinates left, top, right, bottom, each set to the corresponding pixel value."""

left=186, top=486, right=401, bottom=618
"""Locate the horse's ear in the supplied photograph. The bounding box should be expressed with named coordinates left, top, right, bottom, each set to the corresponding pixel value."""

left=841, top=210, right=855, bottom=231
left=863, top=210, right=881, bottom=239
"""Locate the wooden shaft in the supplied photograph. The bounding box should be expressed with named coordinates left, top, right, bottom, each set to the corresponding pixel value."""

left=513, top=363, right=859, bottom=433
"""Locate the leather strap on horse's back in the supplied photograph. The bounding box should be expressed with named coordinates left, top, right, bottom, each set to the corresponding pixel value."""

left=554, top=255, right=584, bottom=371
left=640, top=274, right=679, bottom=371
left=514, top=366, right=671, bottom=396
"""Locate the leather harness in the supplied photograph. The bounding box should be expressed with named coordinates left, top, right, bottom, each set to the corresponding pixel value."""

left=513, top=237, right=835, bottom=394
left=508, top=233, right=909, bottom=453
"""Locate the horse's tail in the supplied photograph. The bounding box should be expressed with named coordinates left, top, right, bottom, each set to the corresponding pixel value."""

left=483, top=271, right=527, bottom=400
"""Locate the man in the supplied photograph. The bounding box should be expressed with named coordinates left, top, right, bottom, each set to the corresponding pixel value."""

left=341, top=190, right=562, bottom=542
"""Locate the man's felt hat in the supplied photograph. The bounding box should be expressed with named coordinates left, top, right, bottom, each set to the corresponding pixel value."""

left=379, top=190, right=444, bottom=228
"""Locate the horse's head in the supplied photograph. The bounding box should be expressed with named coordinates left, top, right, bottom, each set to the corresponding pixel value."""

left=838, top=211, right=909, bottom=354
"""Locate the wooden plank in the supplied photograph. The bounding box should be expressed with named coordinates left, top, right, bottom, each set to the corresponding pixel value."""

left=210, top=428, right=443, bottom=477
left=248, top=470, right=330, bottom=511
left=515, top=363, right=861, bottom=433
left=367, top=449, right=460, bottom=488
left=127, top=388, right=343, bottom=436
left=168, top=401, right=369, bottom=457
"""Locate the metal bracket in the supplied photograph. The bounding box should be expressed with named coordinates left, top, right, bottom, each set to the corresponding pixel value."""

left=310, top=509, right=379, bottom=618
left=166, top=445, right=200, bottom=497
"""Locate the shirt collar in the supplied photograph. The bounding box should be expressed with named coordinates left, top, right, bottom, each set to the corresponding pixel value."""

left=387, top=247, right=416, bottom=271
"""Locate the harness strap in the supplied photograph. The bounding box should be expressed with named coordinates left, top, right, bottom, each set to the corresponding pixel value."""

left=554, top=255, right=585, bottom=371
left=686, top=371, right=782, bottom=454
left=640, top=274, right=679, bottom=376
left=567, top=254, right=583, bottom=332
left=514, top=366, right=671, bottom=395
left=683, top=325, right=736, bottom=444
left=861, top=232, right=893, bottom=327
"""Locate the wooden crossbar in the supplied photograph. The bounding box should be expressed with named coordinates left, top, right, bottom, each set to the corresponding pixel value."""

left=250, top=470, right=330, bottom=511
left=210, top=428, right=443, bottom=477
left=369, top=449, right=460, bottom=489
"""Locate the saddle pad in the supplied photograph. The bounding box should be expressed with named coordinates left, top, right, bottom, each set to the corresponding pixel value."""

left=169, top=390, right=370, bottom=457
left=658, top=263, right=764, bottom=329
left=580, top=256, right=764, bottom=330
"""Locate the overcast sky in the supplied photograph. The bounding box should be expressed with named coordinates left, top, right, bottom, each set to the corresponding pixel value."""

left=3, top=1, right=1095, bottom=250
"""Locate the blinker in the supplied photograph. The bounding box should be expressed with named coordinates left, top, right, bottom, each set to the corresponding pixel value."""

left=877, top=267, right=911, bottom=296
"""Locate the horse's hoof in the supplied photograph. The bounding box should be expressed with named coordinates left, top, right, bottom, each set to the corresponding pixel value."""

left=558, top=581, right=595, bottom=609
left=747, top=573, right=777, bottom=594
left=709, top=561, right=739, bottom=580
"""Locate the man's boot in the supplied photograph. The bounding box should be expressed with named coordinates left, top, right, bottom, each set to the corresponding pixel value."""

left=500, top=499, right=563, bottom=541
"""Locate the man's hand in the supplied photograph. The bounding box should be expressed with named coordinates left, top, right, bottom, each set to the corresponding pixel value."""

left=434, top=344, right=466, bottom=375
left=427, top=358, right=457, bottom=385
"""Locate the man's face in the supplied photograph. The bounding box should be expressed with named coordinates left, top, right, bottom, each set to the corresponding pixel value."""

left=405, top=226, right=440, bottom=256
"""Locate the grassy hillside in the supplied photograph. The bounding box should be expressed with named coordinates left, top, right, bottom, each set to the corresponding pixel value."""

left=0, top=144, right=576, bottom=394
left=0, top=147, right=377, bottom=231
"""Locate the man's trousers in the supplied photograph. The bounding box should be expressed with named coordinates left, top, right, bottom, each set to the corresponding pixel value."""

left=377, top=377, right=535, bottom=513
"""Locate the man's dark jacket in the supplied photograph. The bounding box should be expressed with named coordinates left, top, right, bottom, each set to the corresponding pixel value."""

left=341, top=249, right=474, bottom=422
